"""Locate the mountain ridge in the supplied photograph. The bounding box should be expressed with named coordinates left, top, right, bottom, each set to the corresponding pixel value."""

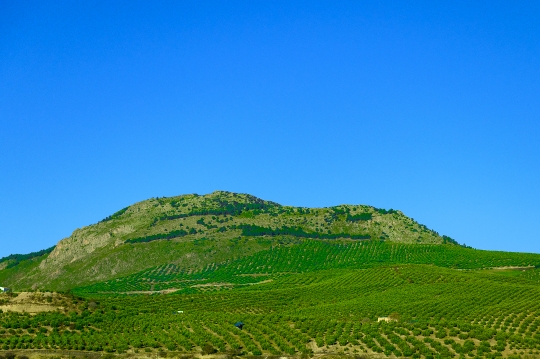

left=1, top=190, right=464, bottom=291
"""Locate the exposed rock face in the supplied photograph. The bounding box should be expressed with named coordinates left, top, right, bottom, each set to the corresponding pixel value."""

left=42, top=223, right=138, bottom=270
left=41, top=230, right=111, bottom=268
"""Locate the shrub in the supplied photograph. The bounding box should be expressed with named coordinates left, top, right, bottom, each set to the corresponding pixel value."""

left=202, top=343, right=217, bottom=355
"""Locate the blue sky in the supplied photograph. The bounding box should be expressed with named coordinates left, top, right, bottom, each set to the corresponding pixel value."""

left=1, top=1, right=539, bottom=258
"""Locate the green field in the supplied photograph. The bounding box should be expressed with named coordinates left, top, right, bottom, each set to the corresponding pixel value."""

left=73, top=240, right=540, bottom=294
left=1, top=192, right=540, bottom=359
left=2, top=240, right=540, bottom=359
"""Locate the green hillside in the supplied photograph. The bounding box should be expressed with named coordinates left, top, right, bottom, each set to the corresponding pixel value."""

left=1, top=191, right=540, bottom=359
left=73, top=240, right=540, bottom=295
left=0, top=191, right=449, bottom=291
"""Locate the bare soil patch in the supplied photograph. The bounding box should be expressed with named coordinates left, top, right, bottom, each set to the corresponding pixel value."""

left=0, top=292, right=67, bottom=314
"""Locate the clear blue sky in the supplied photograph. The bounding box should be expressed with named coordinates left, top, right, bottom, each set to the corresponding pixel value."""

left=1, top=1, right=539, bottom=258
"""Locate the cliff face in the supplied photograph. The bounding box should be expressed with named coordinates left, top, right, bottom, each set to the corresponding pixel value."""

left=41, top=223, right=139, bottom=269
left=43, top=230, right=111, bottom=267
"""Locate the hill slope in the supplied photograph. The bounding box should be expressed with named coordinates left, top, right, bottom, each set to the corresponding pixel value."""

left=1, top=191, right=449, bottom=290
left=2, top=263, right=540, bottom=358
left=2, top=191, right=540, bottom=359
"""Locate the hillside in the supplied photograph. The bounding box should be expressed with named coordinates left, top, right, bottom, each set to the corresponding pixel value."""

left=2, top=191, right=540, bottom=359
left=2, top=261, right=540, bottom=359
left=0, top=191, right=449, bottom=291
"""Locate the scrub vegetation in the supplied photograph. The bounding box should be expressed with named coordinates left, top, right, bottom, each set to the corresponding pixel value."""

left=1, top=191, right=539, bottom=359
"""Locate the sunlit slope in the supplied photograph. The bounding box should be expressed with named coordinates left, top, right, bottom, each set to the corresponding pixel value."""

left=3, top=265, right=540, bottom=357
left=75, top=240, right=540, bottom=294
left=0, top=191, right=452, bottom=290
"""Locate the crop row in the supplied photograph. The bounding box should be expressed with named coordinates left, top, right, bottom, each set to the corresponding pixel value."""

left=2, top=264, right=540, bottom=358
left=75, top=240, right=540, bottom=294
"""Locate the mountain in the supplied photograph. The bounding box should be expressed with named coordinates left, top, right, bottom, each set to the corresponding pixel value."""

left=1, top=191, right=452, bottom=291
left=2, top=191, right=540, bottom=358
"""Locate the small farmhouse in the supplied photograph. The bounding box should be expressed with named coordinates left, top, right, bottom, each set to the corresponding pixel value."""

left=0, top=287, right=11, bottom=293
left=377, top=316, right=396, bottom=323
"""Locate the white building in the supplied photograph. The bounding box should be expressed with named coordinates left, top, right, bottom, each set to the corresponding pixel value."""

left=0, top=287, right=11, bottom=293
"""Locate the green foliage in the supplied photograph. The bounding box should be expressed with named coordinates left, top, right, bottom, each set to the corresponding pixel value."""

left=2, top=191, right=540, bottom=359
left=3, top=264, right=540, bottom=358
left=125, top=229, right=189, bottom=244
left=376, top=208, right=397, bottom=214
left=155, top=200, right=280, bottom=223
left=202, top=343, right=217, bottom=355
left=346, top=213, right=373, bottom=222
left=0, top=191, right=454, bottom=291
left=236, top=224, right=371, bottom=240
left=442, top=235, right=462, bottom=246
left=0, top=246, right=55, bottom=269
left=99, top=207, right=129, bottom=223
left=73, top=240, right=540, bottom=294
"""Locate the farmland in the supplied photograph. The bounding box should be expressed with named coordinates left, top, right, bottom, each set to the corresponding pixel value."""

left=1, top=241, right=540, bottom=359
left=1, top=192, right=540, bottom=359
